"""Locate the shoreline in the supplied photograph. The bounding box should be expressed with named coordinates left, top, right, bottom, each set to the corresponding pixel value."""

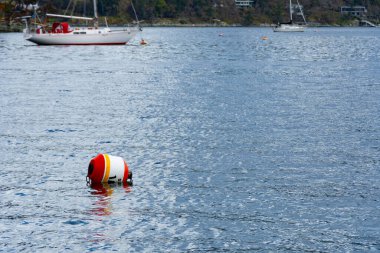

left=1, top=23, right=378, bottom=33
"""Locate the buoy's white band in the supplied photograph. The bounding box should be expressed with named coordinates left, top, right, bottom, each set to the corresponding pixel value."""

left=102, top=154, right=125, bottom=182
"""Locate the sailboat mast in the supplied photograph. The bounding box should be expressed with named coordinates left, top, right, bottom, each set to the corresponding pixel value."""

left=289, top=0, right=293, bottom=23
left=93, top=0, right=98, bottom=28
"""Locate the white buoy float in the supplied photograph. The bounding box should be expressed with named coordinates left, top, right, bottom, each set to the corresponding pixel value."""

left=87, top=154, right=132, bottom=184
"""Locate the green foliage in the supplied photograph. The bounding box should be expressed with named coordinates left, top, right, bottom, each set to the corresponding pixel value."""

left=241, top=9, right=255, bottom=25
left=271, top=1, right=285, bottom=23
left=2, top=0, right=380, bottom=27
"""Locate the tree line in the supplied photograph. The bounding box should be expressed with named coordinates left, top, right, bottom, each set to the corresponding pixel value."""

left=1, top=0, right=380, bottom=27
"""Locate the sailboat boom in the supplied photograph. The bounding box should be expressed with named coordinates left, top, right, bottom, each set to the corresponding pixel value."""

left=46, top=13, right=93, bottom=20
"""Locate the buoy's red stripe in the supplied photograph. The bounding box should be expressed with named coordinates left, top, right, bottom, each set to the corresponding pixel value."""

left=123, top=161, right=129, bottom=182
left=88, top=154, right=105, bottom=183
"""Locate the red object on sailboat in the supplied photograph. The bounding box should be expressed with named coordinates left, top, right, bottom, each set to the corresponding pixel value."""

left=51, top=22, right=72, bottom=33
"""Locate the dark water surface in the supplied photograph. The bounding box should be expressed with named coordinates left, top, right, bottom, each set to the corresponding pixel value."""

left=1, top=27, right=379, bottom=252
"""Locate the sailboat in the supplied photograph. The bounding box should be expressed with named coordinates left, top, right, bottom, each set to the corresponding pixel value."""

left=273, top=0, right=307, bottom=32
left=23, top=0, right=140, bottom=45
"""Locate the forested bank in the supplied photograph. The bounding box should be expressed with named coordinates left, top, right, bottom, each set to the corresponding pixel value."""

left=1, top=0, right=379, bottom=31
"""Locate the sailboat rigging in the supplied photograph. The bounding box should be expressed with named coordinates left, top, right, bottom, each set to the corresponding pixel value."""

left=23, top=0, right=140, bottom=45
left=273, top=0, right=307, bottom=32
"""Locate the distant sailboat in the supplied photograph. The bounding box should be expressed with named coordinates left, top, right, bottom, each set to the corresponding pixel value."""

left=273, top=0, right=307, bottom=32
left=23, top=0, right=140, bottom=45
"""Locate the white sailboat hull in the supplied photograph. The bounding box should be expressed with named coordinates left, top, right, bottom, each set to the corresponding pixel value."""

left=273, top=24, right=305, bottom=32
left=25, top=28, right=139, bottom=45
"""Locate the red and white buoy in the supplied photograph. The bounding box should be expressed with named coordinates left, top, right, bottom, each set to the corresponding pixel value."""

left=87, top=154, right=132, bottom=184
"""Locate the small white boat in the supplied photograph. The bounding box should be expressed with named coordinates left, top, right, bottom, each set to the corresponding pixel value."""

left=273, top=22, right=305, bottom=32
left=273, top=0, right=307, bottom=32
left=23, top=0, right=140, bottom=45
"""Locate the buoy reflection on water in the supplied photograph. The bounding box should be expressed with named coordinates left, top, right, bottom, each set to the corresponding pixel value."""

left=89, top=182, right=132, bottom=216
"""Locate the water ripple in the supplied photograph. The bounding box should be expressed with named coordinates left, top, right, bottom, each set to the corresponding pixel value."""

left=0, top=27, right=379, bottom=252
